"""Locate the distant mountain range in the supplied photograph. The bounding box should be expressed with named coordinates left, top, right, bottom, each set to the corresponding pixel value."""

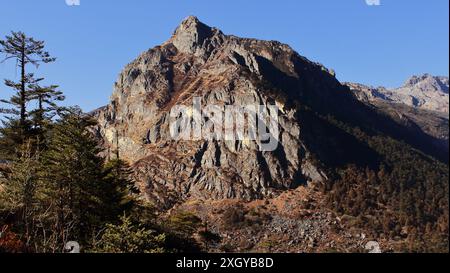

left=346, top=75, right=449, bottom=153
left=346, top=74, right=449, bottom=115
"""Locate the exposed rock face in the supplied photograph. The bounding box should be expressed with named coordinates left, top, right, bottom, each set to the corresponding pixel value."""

left=347, top=74, right=449, bottom=114
left=346, top=78, right=449, bottom=153
left=94, top=16, right=447, bottom=207
left=94, top=16, right=344, bottom=206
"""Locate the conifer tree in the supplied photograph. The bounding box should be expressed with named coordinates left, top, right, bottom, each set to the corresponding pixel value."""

left=40, top=108, right=106, bottom=247
left=0, top=141, right=41, bottom=247
left=0, top=31, right=55, bottom=129
left=102, top=133, right=139, bottom=220
left=29, top=83, right=65, bottom=130
left=28, top=82, right=65, bottom=149
left=0, top=32, right=56, bottom=158
left=93, top=214, right=166, bottom=253
left=102, top=158, right=139, bottom=221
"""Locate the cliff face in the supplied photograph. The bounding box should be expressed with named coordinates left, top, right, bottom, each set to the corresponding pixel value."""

left=94, top=16, right=448, bottom=207
left=94, top=16, right=347, bottom=206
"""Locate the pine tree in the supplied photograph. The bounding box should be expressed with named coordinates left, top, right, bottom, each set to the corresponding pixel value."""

left=0, top=141, right=41, bottom=248
left=0, top=32, right=56, bottom=158
left=102, top=132, right=139, bottom=221
left=28, top=82, right=65, bottom=129
left=0, top=31, right=55, bottom=129
left=93, top=214, right=166, bottom=253
left=28, top=82, right=65, bottom=149
left=40, top=108, right=106, bottom=248
left=0, top=119, right=26, bottom=160
left=102, top=158, right=139, bottom=221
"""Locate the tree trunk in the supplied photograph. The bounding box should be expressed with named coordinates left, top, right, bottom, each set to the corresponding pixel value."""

left=20, top=41, right=26, bottom=129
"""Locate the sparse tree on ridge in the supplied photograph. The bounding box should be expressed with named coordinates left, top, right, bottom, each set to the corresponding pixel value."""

left=0, top=31, right=56, bottom=128
left=0, top=32, right=57, bottom=158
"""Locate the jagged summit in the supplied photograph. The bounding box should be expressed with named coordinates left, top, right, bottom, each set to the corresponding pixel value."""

left=180, top=15, right=201, bottom=25
left=403, top=74, right=449, bottom=94
left=170, top=16, right=221, bottom=54
left=175, top=15, right=210, bottom=33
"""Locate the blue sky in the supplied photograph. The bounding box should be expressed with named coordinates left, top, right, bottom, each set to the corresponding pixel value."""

left=0, top=0, right=448, bottom=111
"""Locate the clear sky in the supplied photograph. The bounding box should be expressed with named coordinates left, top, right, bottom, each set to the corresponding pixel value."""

left=0, top=0, right=448, bottom=111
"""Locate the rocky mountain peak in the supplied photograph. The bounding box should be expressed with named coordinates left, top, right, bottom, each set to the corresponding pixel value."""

left=94, top=16, right=349, bottom=205
left=347, top=74, right=449, bottom=114
left=170, top=16, right=219, bottom=54
left=95, top=16, right=445, bottom=207
left=176, top=15, right=206, bottom=32
left=404, top=73, right=432, bottom=86
left=403, top=74, right=449, bottom=94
